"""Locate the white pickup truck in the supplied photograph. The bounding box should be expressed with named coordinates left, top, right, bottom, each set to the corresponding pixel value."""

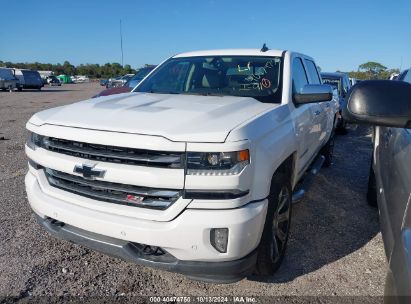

left=25, top=49, right=338, bottom=282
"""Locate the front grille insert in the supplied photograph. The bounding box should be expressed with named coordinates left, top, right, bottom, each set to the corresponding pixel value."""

left=44, top=168, right=181, bottom=210
left=40, top=136, right=184, bottom=168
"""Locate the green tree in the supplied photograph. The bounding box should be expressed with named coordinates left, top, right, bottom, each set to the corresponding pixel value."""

left=358, top=61, right=387, bottom=79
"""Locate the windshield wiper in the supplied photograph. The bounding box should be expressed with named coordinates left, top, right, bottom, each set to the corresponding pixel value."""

left=148, top=90, right=179, bottom=94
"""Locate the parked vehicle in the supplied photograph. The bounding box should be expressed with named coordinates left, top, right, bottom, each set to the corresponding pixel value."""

left=99, top=79, right=108, bottom=86
left=14, top=69, right=44, bottom=90
left=0, top=68, right=19, bottom=91
left=57, top=75, right=72, bottom=84
left=321, top=72, right=351, bottom=132
left=106, top=74, right=135, bottom=88
left=38, top=71, right=53, bottom=84
left=25, top=49, right=338, bottom=282
left=93, top=66, right=156, bottom=98
left=46, top=75, right=62, bottom=86
left=343, top=74, right=411, bottom=303
left=71, top=75, right=90, bottom=83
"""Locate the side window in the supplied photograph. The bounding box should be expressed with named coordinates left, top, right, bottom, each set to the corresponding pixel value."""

left=342, top=76, right=350, bottom=94
left=292, top=57, right=308, bottom=94
left=304, top=60, right=321, bottom=84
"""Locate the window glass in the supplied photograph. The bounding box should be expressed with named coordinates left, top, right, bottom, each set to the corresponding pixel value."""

left=292, top=57, right=308, bottom=94
left=137, top=56, right=283, bottom=103
left=304, top=60, right=321, bottom=84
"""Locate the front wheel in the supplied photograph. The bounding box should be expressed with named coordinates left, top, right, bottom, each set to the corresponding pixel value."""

left=322, top=135, right=335, bottom=167
left=255, top=172, right=292, bottom=275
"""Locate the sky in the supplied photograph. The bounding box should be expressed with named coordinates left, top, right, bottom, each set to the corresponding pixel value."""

left=1, top=0, right=410, bottom=72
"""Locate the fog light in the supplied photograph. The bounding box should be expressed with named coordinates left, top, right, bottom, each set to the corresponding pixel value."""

left=210, top=228, right=229, bottom=253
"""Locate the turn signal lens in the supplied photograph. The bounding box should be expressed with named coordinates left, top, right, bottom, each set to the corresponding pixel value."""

left=238, top=149, right=249, bottom=162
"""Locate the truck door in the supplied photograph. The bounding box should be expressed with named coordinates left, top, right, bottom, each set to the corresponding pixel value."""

left=290, top=57, right=317, bottom=175
left=303, top=58, right=329, bottom=149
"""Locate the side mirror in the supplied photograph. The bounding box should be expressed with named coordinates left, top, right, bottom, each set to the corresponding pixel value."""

left=343, top=80, right=411, bottom=128
left=294, top=84, right=333, bottom=104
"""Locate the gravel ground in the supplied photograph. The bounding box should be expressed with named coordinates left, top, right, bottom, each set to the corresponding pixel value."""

left=0, top=83, right=387, bottom=303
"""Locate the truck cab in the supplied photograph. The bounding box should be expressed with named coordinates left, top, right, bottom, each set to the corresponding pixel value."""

left=25, top=49, right=337, bottom=282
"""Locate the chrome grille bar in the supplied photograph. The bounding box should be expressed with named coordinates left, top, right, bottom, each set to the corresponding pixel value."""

left=44, top=168, right=180, bottom=210
left=40, top=137, right=184, bottom=168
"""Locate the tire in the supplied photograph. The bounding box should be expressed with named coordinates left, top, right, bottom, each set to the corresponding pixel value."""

left=367, top=159, right=378, bottom=207
left=321, top=135, right=335, bottom=168
left=255, top=172, right=292, bottom=275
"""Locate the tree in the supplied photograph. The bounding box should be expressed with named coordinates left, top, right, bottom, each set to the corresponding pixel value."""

left=358, top=61, right=387, bottom=79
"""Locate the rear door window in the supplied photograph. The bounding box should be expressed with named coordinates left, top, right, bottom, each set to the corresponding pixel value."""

left=304, top=60, right=321, bottom=84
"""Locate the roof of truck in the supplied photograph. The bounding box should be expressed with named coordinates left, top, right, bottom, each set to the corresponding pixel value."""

left=173, top=49, right=286, bottom=58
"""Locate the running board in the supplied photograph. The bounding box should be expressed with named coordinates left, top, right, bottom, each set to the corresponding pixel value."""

left=292, top=155, right=325, bottom=204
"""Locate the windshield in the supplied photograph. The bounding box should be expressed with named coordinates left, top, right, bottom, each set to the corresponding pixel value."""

left=136, top=56, right=283, bottom=103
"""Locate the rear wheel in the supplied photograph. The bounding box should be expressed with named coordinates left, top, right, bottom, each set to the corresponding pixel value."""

left=255, top=172, right=292, bottom=275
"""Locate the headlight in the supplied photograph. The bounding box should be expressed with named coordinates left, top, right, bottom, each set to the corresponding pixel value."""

left=26, top=132, right=43, bottom=150
left=186, top=150, right=249, bottom=176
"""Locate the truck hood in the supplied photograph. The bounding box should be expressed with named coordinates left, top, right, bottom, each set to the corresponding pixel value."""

left=29, top=92, right=277, bottom=142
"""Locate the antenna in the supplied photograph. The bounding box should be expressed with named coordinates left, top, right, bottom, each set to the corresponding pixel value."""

left=261, top=43, right=269, bottom=52
left=120, top=19, right=124, bottom=67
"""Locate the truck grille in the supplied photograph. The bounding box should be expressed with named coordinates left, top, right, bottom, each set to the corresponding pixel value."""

left=40, top=136, right=184, bottom=168
left=44, top=168, right=181, bottom=210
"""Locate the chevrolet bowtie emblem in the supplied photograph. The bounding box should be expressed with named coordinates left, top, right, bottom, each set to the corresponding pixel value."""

left=73, top=164, right=106, bottom=179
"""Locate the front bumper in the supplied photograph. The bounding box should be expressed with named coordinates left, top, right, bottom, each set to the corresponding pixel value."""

left=36, top=215, right=258, bottom=283
left=25, top=171, right=268, bottom=281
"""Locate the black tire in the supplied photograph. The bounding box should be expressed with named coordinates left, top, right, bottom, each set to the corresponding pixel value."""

left=17, top=87, right=22, bottom=91
left=367, top=159, right=378, bottom=207
left=321, top=135, right=335, bottom=168
left=255, top=172, right=292, bottom=275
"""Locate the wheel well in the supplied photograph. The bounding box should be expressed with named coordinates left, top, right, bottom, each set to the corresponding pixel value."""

left=274, top=153, right=296, bottom=184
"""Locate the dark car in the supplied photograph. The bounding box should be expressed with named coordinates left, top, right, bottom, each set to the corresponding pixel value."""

left=93, top=66, right=156, bottom=98
left=321, top=72, right=351, bottom=132
left=344, top=72, right=411, bottom=303
left=99, top=79, right=108, bottom=86
left=46, top=75, right=61, bottom=86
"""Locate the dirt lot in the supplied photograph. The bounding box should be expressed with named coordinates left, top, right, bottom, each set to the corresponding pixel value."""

left=0, top=83, right=386, bottom=302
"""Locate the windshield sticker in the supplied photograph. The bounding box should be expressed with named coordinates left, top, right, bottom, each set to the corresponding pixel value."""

left=237, top=62, right=251, bottom=72
left=261, top=78, right=271, bottom=88
left=243, top=59, right=277, bottom=86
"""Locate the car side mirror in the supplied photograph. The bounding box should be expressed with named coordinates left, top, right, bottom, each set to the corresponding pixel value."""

left=343, top=80, right=411, bottom=128
left=294, top=84, right=333, bottom=104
